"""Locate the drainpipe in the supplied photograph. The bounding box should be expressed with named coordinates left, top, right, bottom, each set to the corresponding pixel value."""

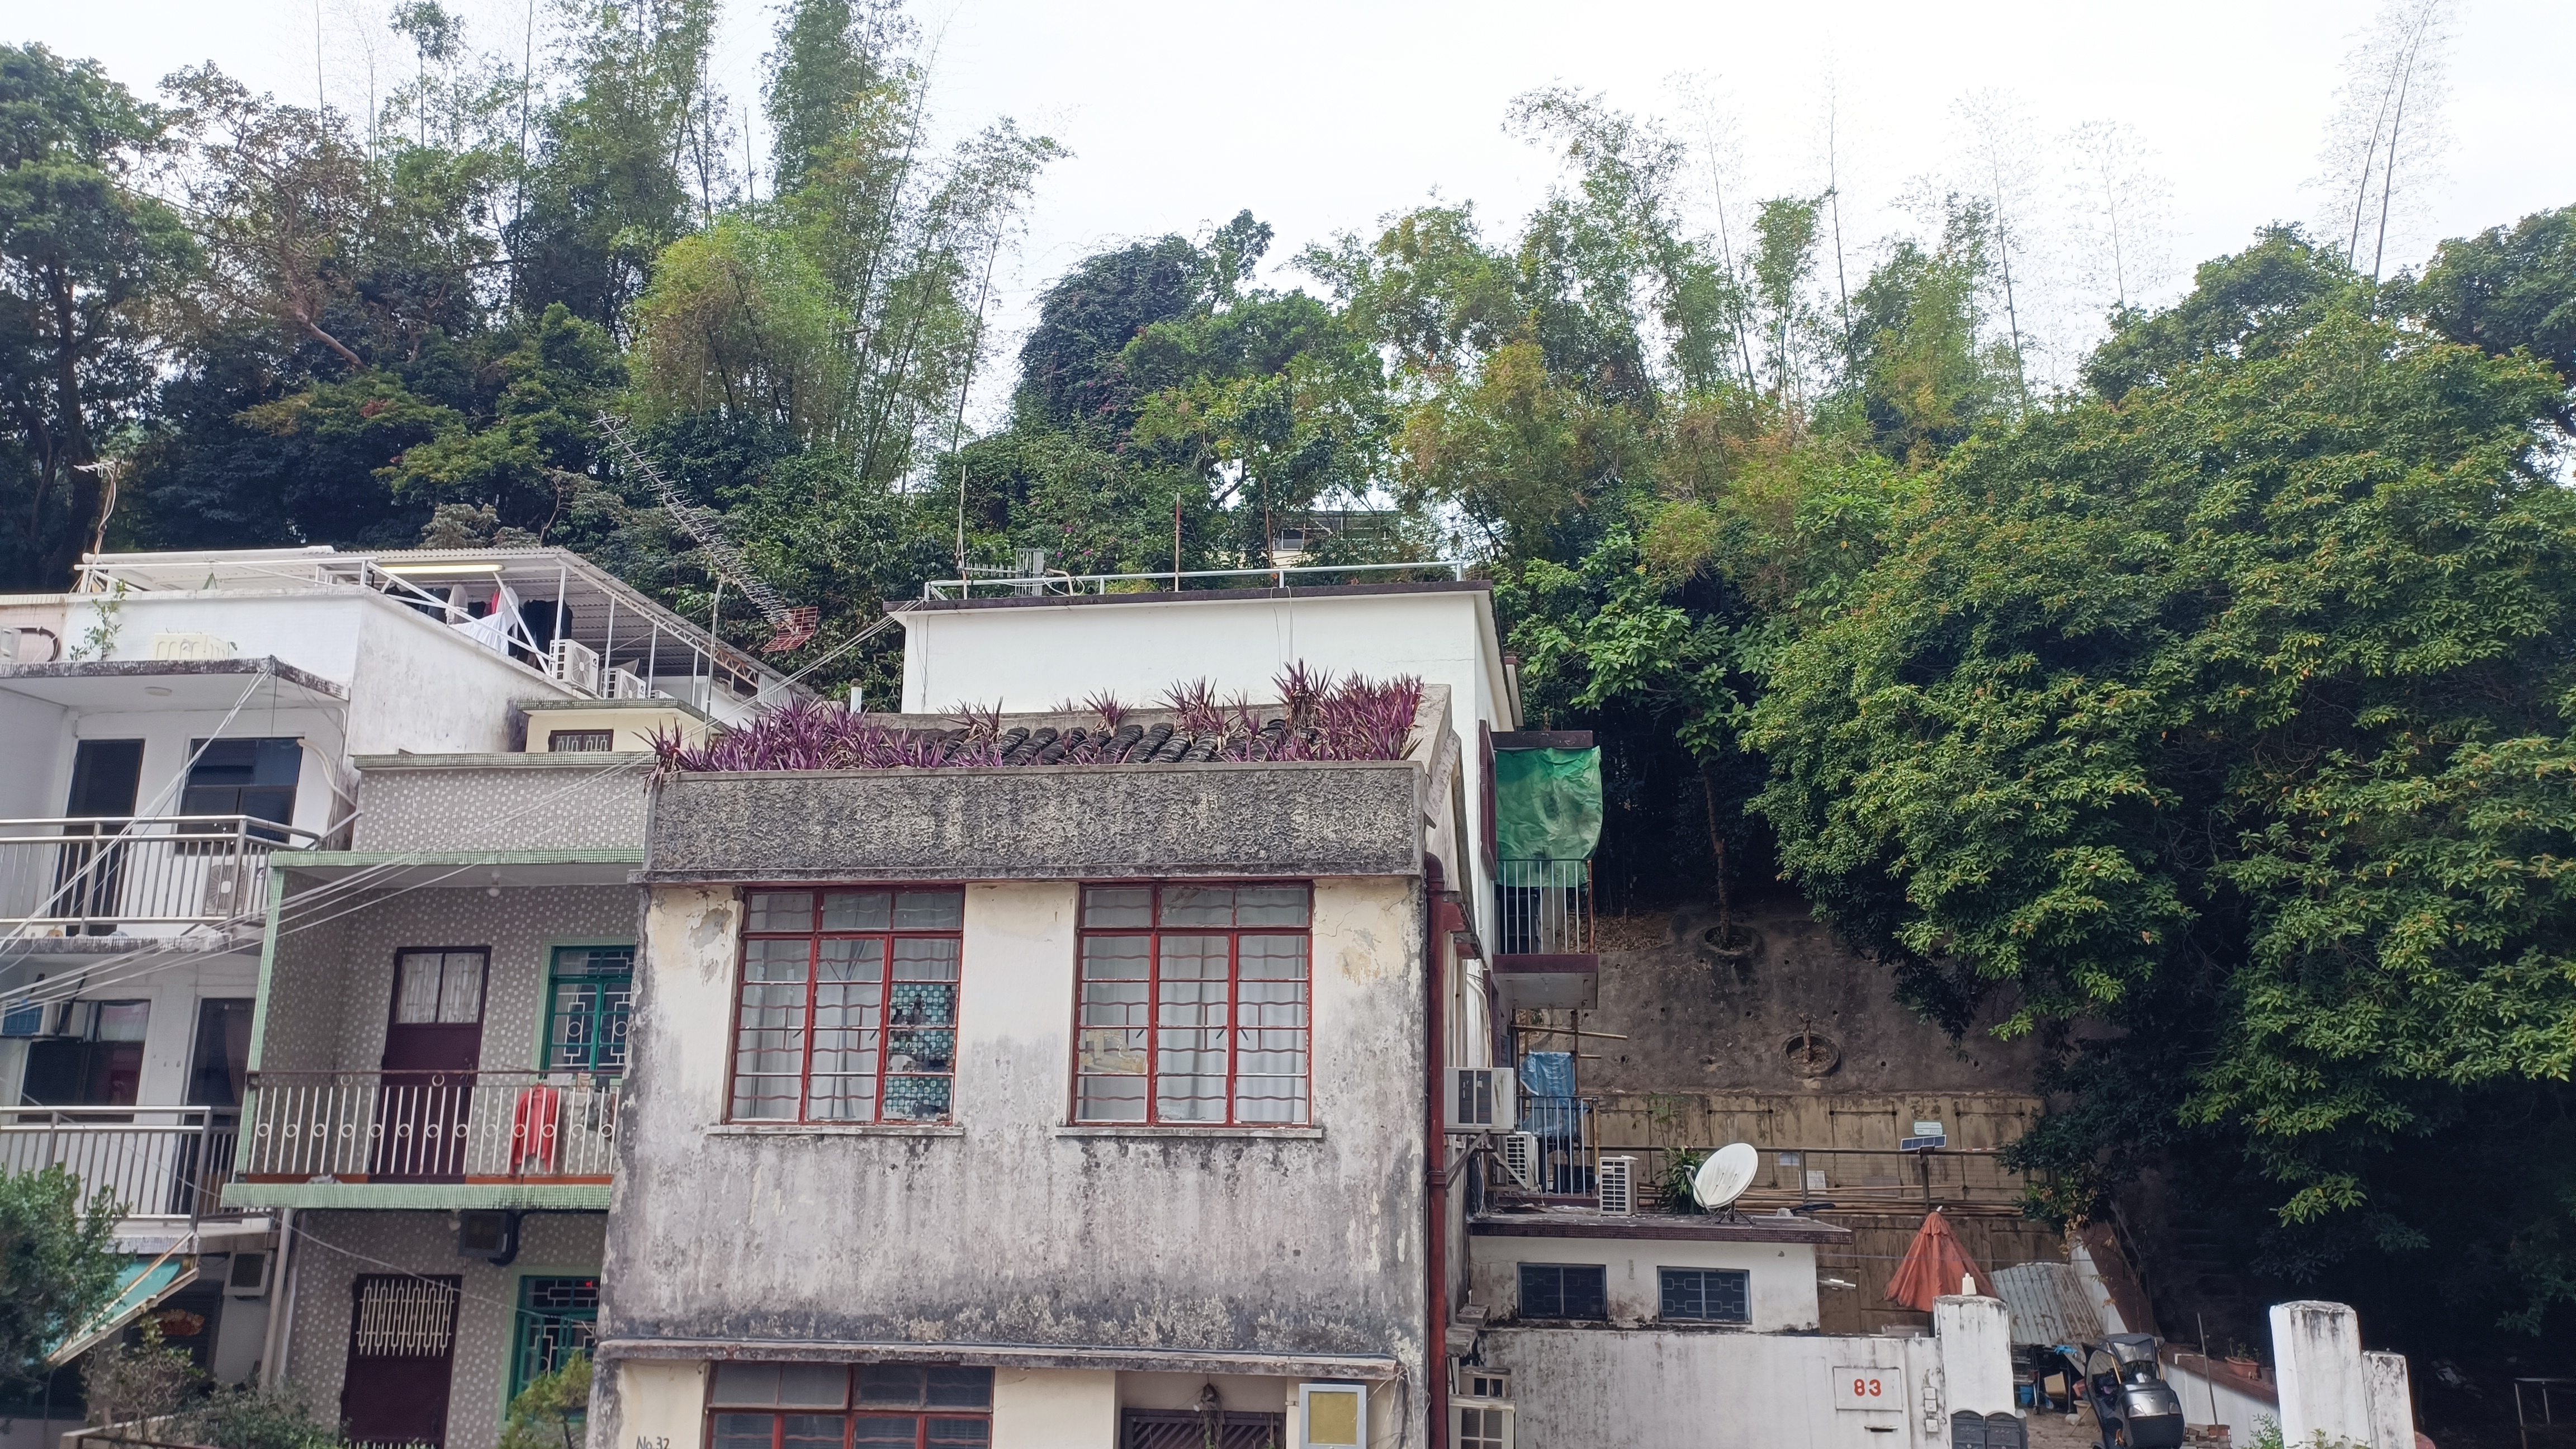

left=1424, top=858, right=1450, bottom=1448
left=258, top=1207, right=296, bottom=1389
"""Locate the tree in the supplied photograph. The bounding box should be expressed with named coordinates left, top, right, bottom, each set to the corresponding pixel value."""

left=1748, top=233, right=2576, bottom=1325
left=499, top=1350, right=590, bottom=1449
left=2398, top=202, right=2576, bottom=424
left=2314, top=0, right=2454, bottom=282
left=763, top=0, right=911, bottom=196
left=0, top=45, right=192, bottom=589
left=0, top=1166, right=124, bottom=1393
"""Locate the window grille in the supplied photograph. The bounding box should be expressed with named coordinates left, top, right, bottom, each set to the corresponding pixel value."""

left=512, top=1276, right=599, bottom=1399
left=1658, top=1267, right=1751, bottom=1323
left=733, top=890, right=964, bottom=1124
left=548, top=729, right=617, bottom=752
left=1073, top=883, right=1311, bottom=1126
left=1515, top=1262, right=1608, bottom=1320
left=545, top=945, right=634, bottom=1072
left=351, top=1275, right=459, bottom=1356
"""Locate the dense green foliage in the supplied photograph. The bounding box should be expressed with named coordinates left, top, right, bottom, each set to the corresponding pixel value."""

left=0, top=1165, right=122, bottom=1391
left=5, top=1, right=2576, bottom=1362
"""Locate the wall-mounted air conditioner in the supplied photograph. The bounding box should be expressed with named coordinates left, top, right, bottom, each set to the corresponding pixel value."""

left=0, top=999, right=45, bottom=1038
left=1297, top=1382, right=1367, bottom=1449
left=605, top=667, right=651, bottom=700
left=1500, top=1132, right=1538, bottom=1190
left=1446, top=1067, right=1517, bottom=1133
left=1598, top=1154, right=1636, bottom=1215
left=224, top=1249, right=273, bottom=1299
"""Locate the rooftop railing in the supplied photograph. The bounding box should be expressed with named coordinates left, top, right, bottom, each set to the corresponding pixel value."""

left=0, top=816, right=320, bottom=936
left=921, top=560, right=1465, bottom=600
left=0, top=1106, right=240, bottom=1222
left=238, top=1070, right=619, bottom=1185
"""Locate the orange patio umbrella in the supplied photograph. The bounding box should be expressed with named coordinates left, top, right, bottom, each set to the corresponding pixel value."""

left=1884, top=1209, right=1994, bottom=1311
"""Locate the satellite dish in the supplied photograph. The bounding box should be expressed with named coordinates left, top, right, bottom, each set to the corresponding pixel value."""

left=1692, top=1142, right=1760, bottom=1211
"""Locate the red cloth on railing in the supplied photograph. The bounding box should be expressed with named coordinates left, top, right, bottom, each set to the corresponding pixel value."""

left=511, top=1085, right=561, bottom=1175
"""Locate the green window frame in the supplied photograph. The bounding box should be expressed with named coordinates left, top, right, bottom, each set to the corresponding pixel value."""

left=543, top=945, right=634, bottom=1074
left=510, top=1274, right=599, bottom=1403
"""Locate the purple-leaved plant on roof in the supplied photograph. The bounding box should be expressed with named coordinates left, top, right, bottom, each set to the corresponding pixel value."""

left=654, top=665, right=1425, bottom=775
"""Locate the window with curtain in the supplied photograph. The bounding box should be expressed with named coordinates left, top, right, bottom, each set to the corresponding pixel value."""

left=732, top=889, right=964, bottom=1123
left=1073, top=883, right=1311, bottom=1126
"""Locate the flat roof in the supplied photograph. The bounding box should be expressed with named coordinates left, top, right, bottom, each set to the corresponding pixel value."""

left=889, top=578, right=1493, bottom=615
left=1471, top=1210, right=1853, bottom=1245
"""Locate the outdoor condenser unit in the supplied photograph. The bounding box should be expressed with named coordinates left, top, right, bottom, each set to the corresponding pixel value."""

left=1500, top=1132, right=1538, bottom=1190
left=1446, top=1067, right=1517, bottom=1133
left=1598, top=1155, right=1636, bottom=1215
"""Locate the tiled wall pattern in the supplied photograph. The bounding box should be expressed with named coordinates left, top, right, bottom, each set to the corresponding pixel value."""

left=261, top=885, right=640, bottom=1073
left=351, top=765, right=650, bottom=853
left=282, top=1208, right=606, bottom=1449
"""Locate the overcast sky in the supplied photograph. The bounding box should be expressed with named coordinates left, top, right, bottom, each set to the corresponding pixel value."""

left=25, top=0, right=2573, bottom=410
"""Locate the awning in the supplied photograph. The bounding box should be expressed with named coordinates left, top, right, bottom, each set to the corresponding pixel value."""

left=47, top=1253, right=198, bottom=1366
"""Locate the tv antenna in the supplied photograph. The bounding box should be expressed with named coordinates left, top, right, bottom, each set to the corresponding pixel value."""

left=594, top=413, right=818, bottom=654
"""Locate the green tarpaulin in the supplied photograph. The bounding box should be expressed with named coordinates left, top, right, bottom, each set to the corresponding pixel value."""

left=47, top=1253, right=195, bottom=1366
left=1493, top=747, right=1602, bottom=886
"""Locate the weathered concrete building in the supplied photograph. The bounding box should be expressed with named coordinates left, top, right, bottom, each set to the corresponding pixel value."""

left=596, top=586, right=1505, bottom=1448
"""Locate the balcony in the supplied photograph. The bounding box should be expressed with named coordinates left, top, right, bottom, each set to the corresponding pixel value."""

left=1, top=816, right=320, bottom=939
left=1491, top=858, right=1596, bottom=1008
left=235, top=1071, right=618, bottom=1201
left=0, top=1107, right=240, bottom=1223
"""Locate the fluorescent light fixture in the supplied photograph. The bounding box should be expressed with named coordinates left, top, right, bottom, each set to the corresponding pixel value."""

left=381, top=563, right=503, bottom=576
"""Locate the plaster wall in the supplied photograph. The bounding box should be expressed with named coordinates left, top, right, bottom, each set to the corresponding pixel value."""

left=523, top=707, right=707, bottom=754
left=896, top=585, right=1511, bottom=940
left=1470, top=1235, right=1822, bottom=1332
left=991, top=1369, right=1117, bottom=1448
left=604, top=877, right=1431, bottom=1410
left=254, top=884, right=637, bottom=1075
left=40, top=701, right=349, bottom=840
left=0, top=689, right=66, bottom=818
left=0, top=950, right=262, bottom=1107
left=280, top=1208, right=604, bottom=1449
left=2272, top=1301, right=2375, bottom=1447
left=2161, top=1357, right=2281, bottom=1448
left=1483, top=1325, right=1942, bottom=1449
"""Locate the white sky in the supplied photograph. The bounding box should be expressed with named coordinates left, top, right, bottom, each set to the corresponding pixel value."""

left=26, top=0, right=2574, bottom=412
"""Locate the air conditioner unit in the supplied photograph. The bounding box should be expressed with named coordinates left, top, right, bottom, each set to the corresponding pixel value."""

left=605, top=667, right=651, bottom=700
left=1297, top=1382, right=1367, bottom=1449
left=0, top=999, right=44, bottom=1038
left=223, top=1249, right=273, bottom=1299
left=1499, top=1132, right=1538, bottom=1190
left=1598, top=1154, right=1636, bottom=1215
left=1446, top=1067, right=1517, bottom=1133
left=548, top=637, right=603, bottom=697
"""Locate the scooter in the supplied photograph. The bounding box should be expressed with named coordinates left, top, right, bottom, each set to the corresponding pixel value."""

left=2067, top=1333, right=2187, bottom=1449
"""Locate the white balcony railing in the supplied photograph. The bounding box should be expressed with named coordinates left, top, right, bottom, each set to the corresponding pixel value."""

left=0, top=817, right=321, bottom=935
left=239, top=1071, right=618, bottom=1185
left=0, top=1107, right=240, bottom=1221
left=1495, top=858, right=1594, bottom=956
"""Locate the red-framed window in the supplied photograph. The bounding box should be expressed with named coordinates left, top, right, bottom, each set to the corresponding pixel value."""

left=1073, top=882, right=1311, bottom=1125
left=732, top=888, right=964, bottom=1123
left=709, top=1364, right=990, bottom=1449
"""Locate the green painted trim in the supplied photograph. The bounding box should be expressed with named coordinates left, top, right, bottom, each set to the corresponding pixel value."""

left=532, top=939, right=636, bottom=1072
left=281, top=849, right=643, bottom=870
left=219, top=1182, right=611, bottom=1211
left=244, top=869, right=287, bottom=1075
left=499, top=1263, right=605, bottom=1420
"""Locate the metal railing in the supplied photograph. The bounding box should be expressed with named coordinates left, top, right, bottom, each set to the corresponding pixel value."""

left=0, top=1107, right=240, bottom=1221
left=1495, top=859, right=1594, bottom=956
left=1, top=817, right=319, bottom=934
left=922, top=560, right=1465, bottom=600
left=239, top=1071, right=619, bottom=1184
left=1488, top=1121, right=2037, bottom=1214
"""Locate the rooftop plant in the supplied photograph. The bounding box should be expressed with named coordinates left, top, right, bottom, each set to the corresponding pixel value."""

left=652, top=665, right=1424, bottom=775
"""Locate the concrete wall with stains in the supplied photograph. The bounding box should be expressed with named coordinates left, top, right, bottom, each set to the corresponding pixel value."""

left=1469, top=1233, right=1825, bottom=1332
left=1483, top=1325, right=1945, bottom=1449
left=595, top=875, right=1432, bottom=1445
left=280, top=1208, right=603, bottom=1449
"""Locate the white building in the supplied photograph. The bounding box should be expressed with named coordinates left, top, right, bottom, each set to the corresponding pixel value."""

left=0, top=546, right=775, bottom=1441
